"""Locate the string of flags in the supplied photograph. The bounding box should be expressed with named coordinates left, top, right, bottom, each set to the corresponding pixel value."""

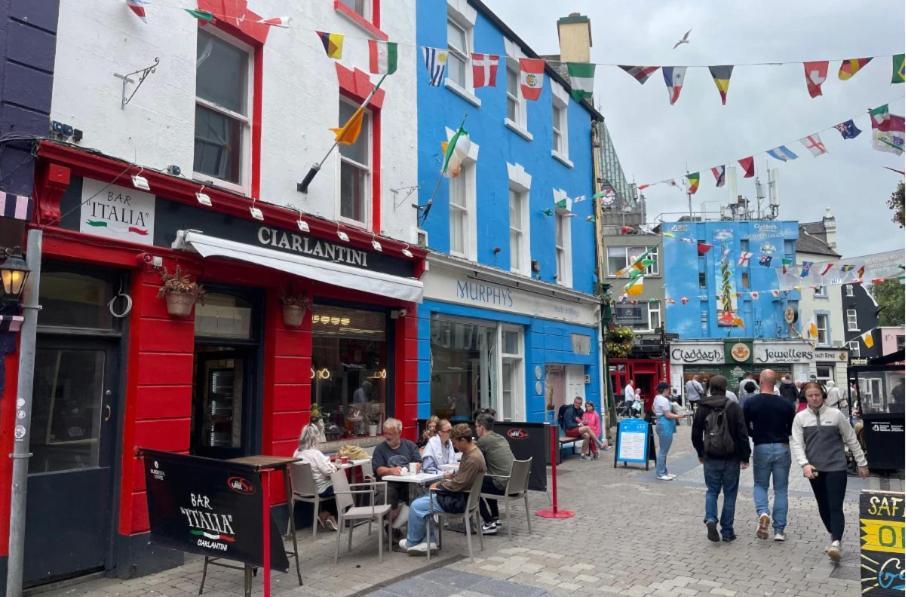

left=641, top=102, right=905, bottom=194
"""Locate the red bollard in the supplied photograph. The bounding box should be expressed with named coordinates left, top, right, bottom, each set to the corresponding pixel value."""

left=535, top=424, right=575, bottom=519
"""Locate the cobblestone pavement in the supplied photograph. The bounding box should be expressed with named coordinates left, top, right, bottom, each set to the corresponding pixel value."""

left=35, top=429, right=900, bottom=597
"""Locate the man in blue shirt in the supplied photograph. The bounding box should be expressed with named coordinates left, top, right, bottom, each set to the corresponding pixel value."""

left=561, top=396, right=597, bottom=460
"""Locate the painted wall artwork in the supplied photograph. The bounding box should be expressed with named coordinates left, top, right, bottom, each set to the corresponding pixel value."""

left=713, top=228, right=740, bottom=327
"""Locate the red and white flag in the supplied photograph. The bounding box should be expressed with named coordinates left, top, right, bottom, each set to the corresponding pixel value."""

left=738, top=156, right=755, bottom=178
left=771, top=289, right=781, bottom=298
left=126, top=0, right=149, bottom=21
left=662, top=66, right=687, bottom=105
left=711, top=165, right=726, bottom=187
left=803, top=61, right=829, bottom=98
left=749, top=291, right=760, bottom=300
left=738, top=252, right=753, bottom=266
left=519, top=58, right=545, bottom=101
left=799, top=134, right=828, bottom=156
left=819, top=263, right=834, bottom=276
left=471, top=53, right=499, bottom=88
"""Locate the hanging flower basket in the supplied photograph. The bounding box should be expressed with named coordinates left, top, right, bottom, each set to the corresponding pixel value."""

left=157, top=265, right=205, bottom=318
left=280, top=292, right=310, bottom=328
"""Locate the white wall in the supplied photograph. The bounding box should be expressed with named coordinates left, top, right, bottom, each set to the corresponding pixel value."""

left=796, top=251, right=845, bottom=349
left=50, top=0, right=419, bottom=243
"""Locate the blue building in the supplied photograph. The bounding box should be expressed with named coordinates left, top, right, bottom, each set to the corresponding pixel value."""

left=414, top=0, right=602, bottom=423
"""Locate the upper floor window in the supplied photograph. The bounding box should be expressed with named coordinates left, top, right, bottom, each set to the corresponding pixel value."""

left=334, top=0, right=384, bottom=39
left=550, top=88, right=570, bottom=165
left=815, top=285, right=827, bottom=298
left=509, top=189, right=529, bottom=275
left=816, top=313, right=830, bottom=346
left=194, top=29, right=251, bottom=191
left=845, top=284, right=854, bottom=297
left=554, top=206, right=572, bottom=287
left=449, top=162, right=476, bottom=259
left=740, top=239, right=749, bottom=253
left=846, top=308, right=859, bottom=331
left=506, top=63, right=520, bottom=122
left=848, top=340, right=861, bottom=357
left=648, top=300, right=662, bottom=331
left=339, top=0, right=368, bottom=18
left=446, top=17, right=470, bottom=89
left=552, top=104, right=565, bottom=154
left=606, top=246, right=658, bottom=276
left=338, top=99, right=371, bottom=225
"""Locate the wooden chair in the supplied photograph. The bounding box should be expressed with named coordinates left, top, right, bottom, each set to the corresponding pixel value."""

left=481, top=458, right=533, bottom=539
left=331, top=470, right=392, bottom=562
left=426, top=473, right=485, bottom=562
left=287, top=462, right=323, bottom=538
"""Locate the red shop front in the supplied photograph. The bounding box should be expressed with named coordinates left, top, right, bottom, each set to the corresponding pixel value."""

left=0, top=142, right=426, bottom=586
left=609, top=357, right=669, bottom=413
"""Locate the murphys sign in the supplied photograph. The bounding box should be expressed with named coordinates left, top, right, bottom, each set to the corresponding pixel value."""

left=859, top=490, right=905, bottom=595
left=142, top=449, right=288, bottom=571
left=80, top=179, right=155, bottom=245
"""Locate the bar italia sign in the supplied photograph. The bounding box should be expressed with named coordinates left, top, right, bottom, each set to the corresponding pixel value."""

left=80, top=179, right=155, bottom=245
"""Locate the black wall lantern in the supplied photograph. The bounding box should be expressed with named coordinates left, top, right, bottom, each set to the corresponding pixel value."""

left=0, top=249, right=30, bottom=302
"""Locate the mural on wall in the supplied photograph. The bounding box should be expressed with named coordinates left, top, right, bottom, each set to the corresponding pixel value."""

left=714, top=228, right=741, bottom=327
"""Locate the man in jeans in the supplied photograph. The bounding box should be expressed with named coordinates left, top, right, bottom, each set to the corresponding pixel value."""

left=743, top=369, right=796, bottom=541
left=653, top=382, right=683, bottom=481
left=474, top=413, right=514, bottom=535
left=692, top=375, right=751, bottom=542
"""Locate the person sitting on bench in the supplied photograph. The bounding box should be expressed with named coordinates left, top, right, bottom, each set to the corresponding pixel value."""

left=563, top=396, right=598, bottom=461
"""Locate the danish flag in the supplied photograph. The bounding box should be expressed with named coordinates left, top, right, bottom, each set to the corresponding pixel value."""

left=471, top=53, right=499, bottom=88
left=799, top=134, right=827, bottom=156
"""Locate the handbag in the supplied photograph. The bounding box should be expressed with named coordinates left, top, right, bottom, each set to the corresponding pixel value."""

left=433, top=486, right=467, bottom=513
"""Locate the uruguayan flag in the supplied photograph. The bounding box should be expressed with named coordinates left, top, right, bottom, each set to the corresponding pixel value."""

left=422, top=47, right=448, bottom=87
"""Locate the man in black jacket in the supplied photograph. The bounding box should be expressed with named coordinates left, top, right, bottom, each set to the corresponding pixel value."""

left=692, top=375, right=751, bottom=543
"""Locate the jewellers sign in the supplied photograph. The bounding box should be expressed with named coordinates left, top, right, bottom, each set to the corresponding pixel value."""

left=670, top=343, right=724, bottom=364
left=80, top=179, right=155, bottom=245
left=754, top=343, right=815, bottom=364
left=142, top=449, right=288, bottom=571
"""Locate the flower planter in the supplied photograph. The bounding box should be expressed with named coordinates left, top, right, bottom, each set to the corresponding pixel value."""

left=368, top=423, right=378, bottom=437
left=283, top=303, right=305, bottom=328
left=165, top=292, right=196, bottom=318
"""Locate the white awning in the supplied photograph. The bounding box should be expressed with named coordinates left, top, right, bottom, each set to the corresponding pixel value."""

left=173, top=230, right=423, bottom=303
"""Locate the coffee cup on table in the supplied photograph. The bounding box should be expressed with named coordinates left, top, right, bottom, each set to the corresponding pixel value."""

left=410, top=462, right=421, bottom=474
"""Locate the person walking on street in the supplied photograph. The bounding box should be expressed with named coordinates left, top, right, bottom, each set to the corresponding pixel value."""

left=743, top=369, right=796, bottom=541
left=824, top=380, right=842, bottom=409
left=738, top=377, right=758, bottom=408
left=653, top=382, right=682, bottom=480
left=692, top=375, right=751, bottom=542
left=778, top=375, right=798, bottom=404
left=791, top=381, right=869, bottom=562
left=685, top=374, right=704, bottom=412
left=623, top=379, right=638, bottom=408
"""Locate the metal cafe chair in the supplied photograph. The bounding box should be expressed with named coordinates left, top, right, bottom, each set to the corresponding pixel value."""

left=287, top=462, right=323, bottom=538
left=330, top=470, right=392, bottom=563
left=481, top=458, right=533, bottom=539
left=426, top=473, right=485, bottom=562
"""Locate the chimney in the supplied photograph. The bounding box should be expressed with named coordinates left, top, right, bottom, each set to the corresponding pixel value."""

left=822, top=207, right=837, bottom=250
left=557, top=12, right=592, bottom=63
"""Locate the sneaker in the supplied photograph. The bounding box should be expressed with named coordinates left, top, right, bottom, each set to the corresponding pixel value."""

left=825, top=540, right=841, bottom=562
left=406, top=541, right=429, bottom=554
left=656, top=474, right=674, bottom=481
left=392, top=504, right=410, bottom=530
left=706, top=521, right=720, bottom=542
left=665, top=473, right=677, bottom=480
left=398, top=538, right=411, bottom=551
left=481, top=522, right=498, bottom=535
left=773, top=532, right=786, bottom=542
left=722, top=534, right=737, bottom=542
left=756, top=513, right=771, bottom=540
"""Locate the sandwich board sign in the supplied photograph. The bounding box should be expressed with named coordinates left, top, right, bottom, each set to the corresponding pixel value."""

left=614, top=418, right=649, bottom=469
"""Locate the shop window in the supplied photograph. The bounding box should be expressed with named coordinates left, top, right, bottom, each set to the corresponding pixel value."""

left=430, top=316, right=497, bottom=422
left=816, top=364, right=834, bottom=384
left=194, top=28, right=251, bottom=191
left=848, top=340, right=860, bottom=357
left=816, top=313, right=830, bottom=346
left=311, top=305, right=387, bottom=439
left=338, top=98, right=371, bottom=226
left=846, top=309, right=859, bottom=331
left=195, top=293, right=254, bottom=340
left=446, top=15, right=471, bottom=90
left=39, top=269, right=116, bottom=330
left=897, top=335, right=905, bottom=352
left=500, top=326, right=524, bottom=421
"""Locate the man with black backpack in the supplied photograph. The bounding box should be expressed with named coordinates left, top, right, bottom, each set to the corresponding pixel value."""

left=692, top=375, right=751, bottom=543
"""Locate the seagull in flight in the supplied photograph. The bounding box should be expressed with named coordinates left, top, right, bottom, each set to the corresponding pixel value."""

left=673, top=28, right=692, bottom=49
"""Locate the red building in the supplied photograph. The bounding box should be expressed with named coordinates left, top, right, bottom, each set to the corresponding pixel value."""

left=0, top=142, right=426, bottom=585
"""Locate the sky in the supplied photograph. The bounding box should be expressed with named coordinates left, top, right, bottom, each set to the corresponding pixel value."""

left=484, top=0, right=906, bottom=258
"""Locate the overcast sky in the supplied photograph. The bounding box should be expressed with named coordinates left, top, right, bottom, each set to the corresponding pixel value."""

left=485, top=0, right=906, bottom=258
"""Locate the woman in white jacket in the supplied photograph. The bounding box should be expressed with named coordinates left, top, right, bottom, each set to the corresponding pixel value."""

left=422, top=419, right=456, bottom=470
left=293, top=424, right=339, bottom=530
left=790, top=382, right=868, bottom=562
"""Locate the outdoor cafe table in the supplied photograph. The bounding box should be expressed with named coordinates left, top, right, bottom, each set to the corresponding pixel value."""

left=380, top=470, right=446, bottom=499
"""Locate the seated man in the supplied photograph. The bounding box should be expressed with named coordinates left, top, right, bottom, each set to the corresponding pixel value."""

left=371, top=417, right=421, bottom=529
left=563, top=396, right=598, bottom=460
left=400, top=423, right=486, bottom=554
left=474, top=413, right=515, bottom=535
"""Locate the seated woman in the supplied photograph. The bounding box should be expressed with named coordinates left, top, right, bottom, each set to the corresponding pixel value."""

left=581, top=401, right=608, bottom=456
left=417, top=415, right=440, bottom=449
left=293, top=424, right=339, bottom=531
left=422, top=419, right=456, bottom=470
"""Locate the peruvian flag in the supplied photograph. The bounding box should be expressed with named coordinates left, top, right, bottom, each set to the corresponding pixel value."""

left=519, top=58, right=545, bottom=101
left=126, top=0, right=149, bottom=21
left=803, top=61, right=829, bottom=98
left=472, top=53, right=499, bottom=88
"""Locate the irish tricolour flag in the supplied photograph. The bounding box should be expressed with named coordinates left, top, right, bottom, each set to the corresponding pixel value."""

left=567, top=62, right=595, bottom=101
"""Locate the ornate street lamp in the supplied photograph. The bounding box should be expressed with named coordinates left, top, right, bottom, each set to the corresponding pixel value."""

left=0, top=249, right=30, bottom=302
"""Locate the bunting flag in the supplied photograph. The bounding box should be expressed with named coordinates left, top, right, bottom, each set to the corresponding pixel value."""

left=331, top=106, right=365, bottom=145
left=680, top=296, right=689, bottom=304
left=662, top=66, right=687, bottom=104
left=665, top=298, right=676, bottom=305
left=554, top=197, right=568, bottom=209
left=782, top=256, right=794, bottom=266
left=803, top=61, right=829, bottom=98
left=316, top=31, right=344, bottom=59
left=759, top=255, right=773, bottom=267
left=838, top=58, right=872, bottom=80
left=625, top=277, right=644, bottom=296
left=799, top=134, right=828, bottom=156
left=856, top=265, right=866, bottom=279
left=257, top=16, right=290, bottom=27
left=738, top=156, right=755, bottom=178
left=767, top=145, right=798, bottom=161
left=441, top=125, right=471, bottom=178
left=472, top=53, right=499, bottom=88
left=519, top=58, right=545, bottom=100
left=0, top=192, right=33, bottom=221
left=862, top=330, right=875, bottom=348
left=686, top=172, right=700, bottom=194
left=184, top=8, right=214, bottom=21
left=126, top=0, right=149, bottom=21
left=708, top=65, right=733, bottom=105
left=819, top=263, right=834, bottom=276
left=618, top=65, right=659, bottom=85
left=368, top=40, right=398, bottom=75
left=771, top=289, right=781, bottom=298
left=749, top=291, right=760, bottom=300
left=567, top=62, right=596, bottom=101
left=834, top=119, right=861, bottom=139
left=422, top=47, right=448, bottom=87
left=585, top=215, right=595, bottom=222
left=870, top=104, right=905, bottom=154
left=806, top=319, right=818, bottom=339
left=894, top=54, right=905, bottom=84
left=738, top=252, right=752, bottom=266
left=711, top=165, right=726, bottom=187
left=800, top=261, right=813, bottom=277
left=697, top=241, right=712, bottom=256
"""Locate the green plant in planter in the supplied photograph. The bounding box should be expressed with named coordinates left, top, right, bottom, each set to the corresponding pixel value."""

left=606, top=325, right=635, bottom=358
left=156, top=265, right=206, bottom=302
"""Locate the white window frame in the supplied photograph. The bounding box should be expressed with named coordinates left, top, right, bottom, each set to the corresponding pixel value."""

left=445, top=0, right=479, bottom=106
left=648, top=300, right=662, bottom=331
left=193, top=27, right=253, bottom=195
left=848, top=340, right=861, bottom=357
left=606, top=246, right=658, bottom=277
left=846, top=309, right=859, bottom=331
left=550, top=83, right=572, bottom=168
left=845, top=285, right=854, bottom=297
left=816, top=313, right=830, bottom=346
left=815, top=285, right=827, bottom=298
left=447, top=127, right=479, bottom=260
left=336, top=98, right=372, bottom=228
left=502, top=40, right=531, bottom=140
left=506, top=162, right=532, bottom=276
left=498, top=325, right=524, bottom=421
left=553, top=189, right=572, bottom=287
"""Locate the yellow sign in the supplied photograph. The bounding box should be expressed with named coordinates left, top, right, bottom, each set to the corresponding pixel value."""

left=861, top=518, right=906, bottom=554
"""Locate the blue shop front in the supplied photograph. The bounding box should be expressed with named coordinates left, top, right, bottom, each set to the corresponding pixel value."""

left=416, top=254, right=602, bottom=423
